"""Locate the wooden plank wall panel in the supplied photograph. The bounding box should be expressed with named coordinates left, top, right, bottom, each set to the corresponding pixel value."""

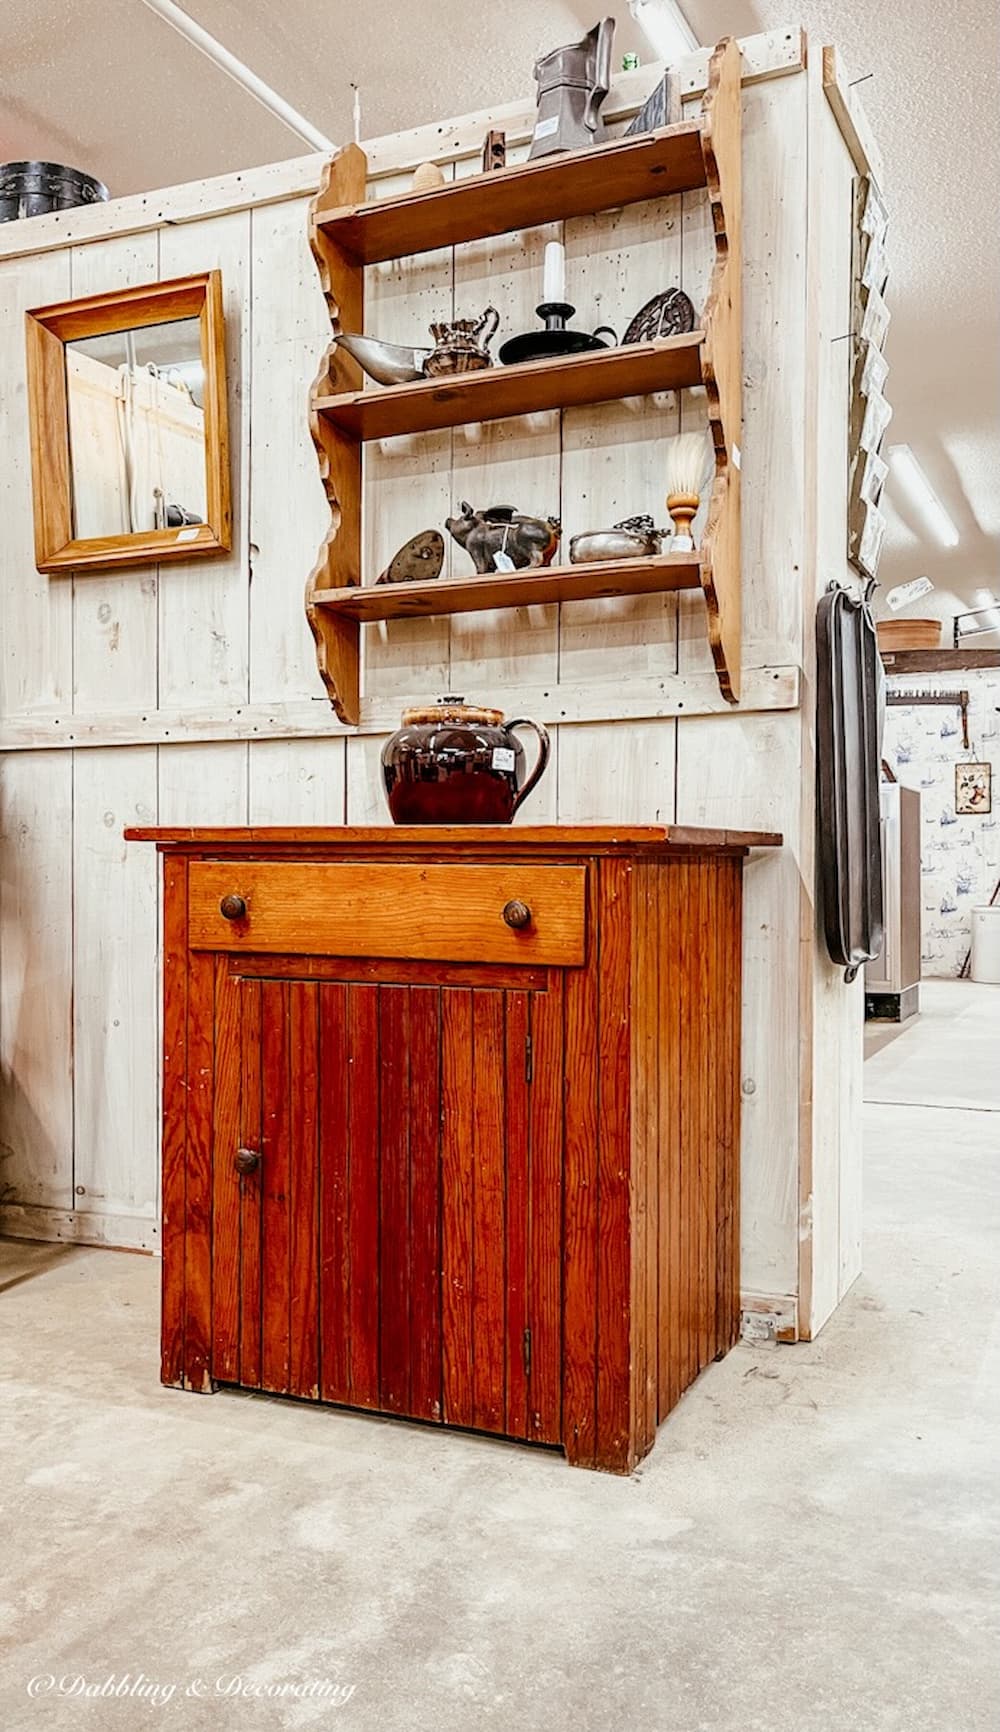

left=675, top=711, right=800, bottom=1300
left=158, top=211, right=251, bottom=710
left=504, top=991, right=530, bottom=1438
left=210, top=958, right=241, bottom=1381
left=595, top=856, right=633, bottom=1471
left=441, top=986, right=474, bottom=1427
left=471, top=988, right=506, bottom=1434
left=288, top=983, right=320, bottom=1398
left=363, top=168, right=451, bottom=696
left=69, top=234, right=160, bottom=715
left=557, top=720, right=676, bottom=823
left=0, top=754, right=73, bottom=1210
left=450, top=144, right=561, bottom=695
left=379, top=985, right=412, bottom=1413
left=562, top=865, right=599, bottom=1467
left=249, top=197, right=333, bottom=702
left=318, top=982, right=350, bottom=1402
left=183, top=948, right=215, bottom=1391
left=160, top=855, right=188, bottom=1385
left=248, top=736, right=346, bottom=824
left=72, top=748, right=159, bottom=1222
left=528, top=973, right=564, bottom=1443
left=238, top=976, right=263, bottom=1387
left=560, top=190, right=682, bottom=682
left=346, top=983, right=380, bottom=1406
left=0, top=251, right=73, bottom=716
left=259, top=980, right=291, bottom=1393
left=408, top=985, right=443, bottom=1422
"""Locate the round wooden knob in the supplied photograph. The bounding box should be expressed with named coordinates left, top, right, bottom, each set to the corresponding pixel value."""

left=502, top=899, right=532, bottom=930
left=234, top=1147, right=261, bottom=1174
left=219, top=894, right=247, bottom=921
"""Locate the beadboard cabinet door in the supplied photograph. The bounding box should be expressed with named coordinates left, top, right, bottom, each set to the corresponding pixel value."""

left=207, top=961, right=564, bottom=1442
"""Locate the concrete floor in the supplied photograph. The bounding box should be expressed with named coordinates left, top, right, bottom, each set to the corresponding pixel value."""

left=2, top=983, right=998, bottom=1731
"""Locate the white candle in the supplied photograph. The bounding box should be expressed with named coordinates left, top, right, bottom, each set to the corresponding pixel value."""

left=352, top=84, right=361, bottom=145
left=542, top=240, right=566, bottom=304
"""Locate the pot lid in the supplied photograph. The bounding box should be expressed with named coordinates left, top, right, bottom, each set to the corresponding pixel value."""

left=400, top=694, right=504, bottom=727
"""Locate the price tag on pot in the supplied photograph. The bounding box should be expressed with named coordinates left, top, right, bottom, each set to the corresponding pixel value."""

left=491, top=747, right=516, bottom=772
left=533, top=115, right=559, bottom=140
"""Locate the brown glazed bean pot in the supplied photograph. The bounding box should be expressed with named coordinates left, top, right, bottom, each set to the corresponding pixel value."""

left=381, top=697, right=551, bottom=825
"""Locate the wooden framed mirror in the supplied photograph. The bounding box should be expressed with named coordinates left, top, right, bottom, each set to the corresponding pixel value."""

left=25, top=270, right=230, bottom=574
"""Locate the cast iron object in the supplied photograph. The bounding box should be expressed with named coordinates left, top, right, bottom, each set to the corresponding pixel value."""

left=234, top=1147, right=261, bottom=1175
left=816, top=581, right=885, bottom=981
left=376, top=530, right=445, bottom=585
left=528, top=18, right=615, bottom=159
left=499, top=301, right=616, bottom=366
left=445, top=503, right=560, bottom=574
left=381, top=697, right=551, bottom=825
left=219, top=894, right=247, bottom=921
left=0, top=160, right=109, bottom=223
left=624, top=72, right=682, bottom=138
left=622, top=288, right=696, bottom=344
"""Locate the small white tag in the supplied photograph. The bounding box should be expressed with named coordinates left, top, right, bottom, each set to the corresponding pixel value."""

left=731, top=442, right=741, bottom=471
left=533, top=115, right=559, bottom=139
left=885, top=575, right=934, bottom=613
left=175, top=526, right=200, bottom=542
left=491, top=747, right=516, bottom=772
left=493, top=550, right=516, bottom=572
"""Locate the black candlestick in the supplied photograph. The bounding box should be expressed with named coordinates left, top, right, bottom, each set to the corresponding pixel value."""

left=498, top=302, right=617, bottom=366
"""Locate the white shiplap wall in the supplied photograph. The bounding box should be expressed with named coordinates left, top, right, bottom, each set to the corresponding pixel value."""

left=0, top=30, right=867, bottom=1338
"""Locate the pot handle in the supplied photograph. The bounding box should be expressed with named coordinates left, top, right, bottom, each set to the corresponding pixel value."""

left=479, top=305, right=500, bottom=344
left=593, top=324, right=618, bottom=346
left=507, top=718, right=551, bottom=814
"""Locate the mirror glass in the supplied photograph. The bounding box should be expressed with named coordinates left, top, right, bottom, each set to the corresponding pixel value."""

left=66, top=316, right=207, bottom=539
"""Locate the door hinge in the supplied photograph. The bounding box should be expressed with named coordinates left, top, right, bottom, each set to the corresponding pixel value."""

left=522, top=1328, right=532, bottom=1380
left=525, top=1032, right=533, bottom=1084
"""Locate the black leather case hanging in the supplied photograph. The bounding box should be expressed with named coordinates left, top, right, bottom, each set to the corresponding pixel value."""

left=816, top=581, right=885, bottom=981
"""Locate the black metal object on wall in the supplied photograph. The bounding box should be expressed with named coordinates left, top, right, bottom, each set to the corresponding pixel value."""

left=0, top=161, right=109, bottom=223
left=816, top=581, right=885, bottom=981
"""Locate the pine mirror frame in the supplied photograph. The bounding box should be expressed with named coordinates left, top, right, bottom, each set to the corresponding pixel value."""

left=25, top=269, right=231, bottom=574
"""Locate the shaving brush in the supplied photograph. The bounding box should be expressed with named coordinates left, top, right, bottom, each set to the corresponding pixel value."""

left=665, top=432, right=713, bottom=552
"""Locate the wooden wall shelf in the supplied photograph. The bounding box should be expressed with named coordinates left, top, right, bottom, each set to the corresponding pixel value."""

left=312, top=553, right=702, bottom=621
left=305, top=37, right=744, bottom=725
left=314, top=335, right=705, bottom=441
left=313, top=122, right=711, bottom=263
left=879, top=648, right=1000, bottom=676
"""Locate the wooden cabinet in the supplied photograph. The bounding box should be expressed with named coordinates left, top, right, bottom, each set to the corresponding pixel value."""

left=128, top=824, right=778, bottom=1473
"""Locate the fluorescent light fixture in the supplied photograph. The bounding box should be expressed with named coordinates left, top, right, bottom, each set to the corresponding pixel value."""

left=887, top=445, right=960, bottom=548
left=628, top=0, right=700, bottom=61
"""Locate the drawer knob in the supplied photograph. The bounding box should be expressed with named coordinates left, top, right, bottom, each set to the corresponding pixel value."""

left=234, top=1146, right=261, bottom=1175
left=502, top=899, right=532, bottom=931
left=219, top=894, right=247, bottom=921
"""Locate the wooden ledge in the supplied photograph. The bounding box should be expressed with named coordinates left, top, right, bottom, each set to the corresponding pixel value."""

left=125, top=824, right=782, bottom=855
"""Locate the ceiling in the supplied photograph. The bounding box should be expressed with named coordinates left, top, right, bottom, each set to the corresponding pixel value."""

left=2, top=0, right=997, bottom=618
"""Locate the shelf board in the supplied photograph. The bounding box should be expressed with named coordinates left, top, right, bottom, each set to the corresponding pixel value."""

left=879, top=648, right=1000, bottom=675
left=315, top=124, right=708, bottom=264
left=311, top=554, right=702, bottom=621
left=314, top=334, right=705, bottom=441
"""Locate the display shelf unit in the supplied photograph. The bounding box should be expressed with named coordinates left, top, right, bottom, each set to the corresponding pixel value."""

left=305, top=37, right=743, bottom=725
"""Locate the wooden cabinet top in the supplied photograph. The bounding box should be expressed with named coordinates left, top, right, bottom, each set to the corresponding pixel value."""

left=125, top=823, right=781, bottom=856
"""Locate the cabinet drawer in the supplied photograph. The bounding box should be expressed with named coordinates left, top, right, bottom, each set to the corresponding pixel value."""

left=188, top=861, right=586, bottom=966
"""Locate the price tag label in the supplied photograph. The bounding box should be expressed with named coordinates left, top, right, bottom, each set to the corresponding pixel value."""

left=491, top=747, right=516, bottom=772
left=533, top=115, right=559, bottom=139
left=175, top=526, right=200, bottom=543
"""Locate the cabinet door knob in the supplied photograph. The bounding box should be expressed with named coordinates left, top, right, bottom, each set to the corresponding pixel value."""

left=234, top=1146, right=261, bottom=1175
left=502, top=899, right=532, bottom=930
left=219, top=894, right=247, bottom=921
